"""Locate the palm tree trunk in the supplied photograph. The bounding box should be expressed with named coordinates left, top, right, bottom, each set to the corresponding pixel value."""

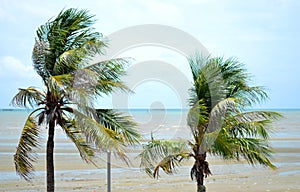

left=196, top=162, right=206, bottom=192
left=197, top=183, right=206, bottom=192
left=47, top=122, right=55, bottom=192
left=193, top=153, right=210, bottom=192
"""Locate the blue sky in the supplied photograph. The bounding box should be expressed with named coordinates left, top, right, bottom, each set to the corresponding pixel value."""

left=0, top=0, right=299, bottom=109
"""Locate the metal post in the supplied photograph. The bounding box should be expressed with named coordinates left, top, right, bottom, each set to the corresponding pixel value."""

left=107, top=150, right=111, bottom=192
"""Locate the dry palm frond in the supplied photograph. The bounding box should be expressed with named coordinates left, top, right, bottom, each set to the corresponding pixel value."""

left=11, top=87, right=45, bottom=108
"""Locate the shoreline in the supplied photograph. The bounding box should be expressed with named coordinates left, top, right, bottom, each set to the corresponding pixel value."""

left=1, top=109, right=299, bottom=191
left=1, top=137, right=300, bottom=191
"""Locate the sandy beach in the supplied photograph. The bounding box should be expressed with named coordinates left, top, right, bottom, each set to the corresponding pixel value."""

left=1, top=110, right=300, bottom=192
left=1, top=137, right=300, bottom=192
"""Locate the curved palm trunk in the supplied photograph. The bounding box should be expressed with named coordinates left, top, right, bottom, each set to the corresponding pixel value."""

left=47, top=122, right=55, bottom=192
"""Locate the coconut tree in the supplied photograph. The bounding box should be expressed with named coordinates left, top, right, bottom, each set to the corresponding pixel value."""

left=139, top=55, right=281, bottom=192
left=11, top=8, right=140, bottom=192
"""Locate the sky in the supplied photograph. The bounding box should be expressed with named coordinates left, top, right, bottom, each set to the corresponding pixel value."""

left=0, top=0, right=299, bottom=109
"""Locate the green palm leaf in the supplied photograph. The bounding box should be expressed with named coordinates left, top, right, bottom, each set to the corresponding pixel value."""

left=72, top=109, right=123, bottom=151
left=48, top=74, right=73, bottom=92
left=34, top=8, right=105, bottom=80
left=14, top=112, right=41, bottom=180
left=95, top=109, right=140, bottom=145
left=188, top=54, right=226, bottom=110
left=86, top=58, right=131, bottom=95
left=139, top=137, right=190, bottom=177
left=60, top=118, right=94, bottom=162
left=212, top=132, right=276, bottom=169
left=32, top=40, right=51, bottom=82
left=226, top=110, right=282, bottom=139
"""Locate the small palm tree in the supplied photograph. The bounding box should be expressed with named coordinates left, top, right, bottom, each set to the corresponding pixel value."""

left=11, top=8, right=140, bottom=192
left=139, top=55, right=281, bottom=192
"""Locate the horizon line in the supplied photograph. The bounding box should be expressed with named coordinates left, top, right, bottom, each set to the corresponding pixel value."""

left=1, top=108, right=300, bottom=111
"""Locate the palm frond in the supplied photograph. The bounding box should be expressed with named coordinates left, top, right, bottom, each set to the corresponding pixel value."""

left=139, top=137, right=190, bottom=178
left=213, top=57, right=268, bottom=107
left=188, top=54, right=226, bottom=110
left=72, top=108, right=123, bottom=151
left=48, top=74, right=73, bottom=90
left=211, top=127, right=276, bottom=169
left=231, top=86, right=268, bottom=107
left=14, top=111, right=42, bottom=180
left=207, top=128, right=236, bottom=159
left=234, top=137, right=275, bottom=169
left=63, top=68, right=100, bottom=113
left=86, top=58, right=131, bottom=95
left=188, top=53, right=209, bottom=83
left=95, top=109, right=140, bottom=145
left=32, top=40, right=50, bottom=82
left=217, top=57, right=248, bottom=84
left=11, top=87, right=45, bottom=108
left=71, top=68, right=98, bottom=91
left=53, top=38, right=106, bottom=75
left=187, top=98, right=236, bottom=152
left=225, top=110, right=282, bottom=139
left=47, top=75, right=73, bottom=101
left=68, top=88, right=97, bottom=115
left=35, top=8, right=105, bottom=77
left=206, top=98, right=236, bottom=133
left=60, top=117, right=95, bottom=162
left=152, top=153, right=188, bottom=178
left=187, top=100, right=208, bottom=139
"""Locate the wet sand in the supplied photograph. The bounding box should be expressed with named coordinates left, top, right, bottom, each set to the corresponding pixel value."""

left=0, top=136, right=300, bottom=192
left=1, top=109, right=299, bottom=191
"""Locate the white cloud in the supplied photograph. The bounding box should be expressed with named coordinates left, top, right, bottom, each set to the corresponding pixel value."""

left=0, top=56, right=37, bottom=79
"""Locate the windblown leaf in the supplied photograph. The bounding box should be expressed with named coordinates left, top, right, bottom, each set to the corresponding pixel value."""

left=14, top=115, right=40, bottom=180
left=11, top=87, right=45, bottom=108
left=139, top=137, right=190, bottom=178
left=86, top=58, right=130, bottom=95
left=61, top=118, right=95, bottom=162
left=72, top=109, right=123, bottom=151
left=95, top=109, right=140, bottom=145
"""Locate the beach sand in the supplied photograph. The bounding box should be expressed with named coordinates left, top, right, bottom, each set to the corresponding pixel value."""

left=1, top=136, right=300, bottom=192
left=1, top=110, right=299, bottom=191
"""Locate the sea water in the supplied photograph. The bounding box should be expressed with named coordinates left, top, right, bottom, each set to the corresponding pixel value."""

left=0, top=108, right=299, bottom=149
left=0, top=109, right=299, bottom=182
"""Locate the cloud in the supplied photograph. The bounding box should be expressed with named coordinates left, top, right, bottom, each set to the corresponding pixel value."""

left=0, top=56, right=37, bottom=79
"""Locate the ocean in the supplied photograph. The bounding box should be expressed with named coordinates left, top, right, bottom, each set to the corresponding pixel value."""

left=1, top=108, right=299, bottom=140
left=0, top=109, right=299, bottom=191
left=0, top=108, right=300, bottom=159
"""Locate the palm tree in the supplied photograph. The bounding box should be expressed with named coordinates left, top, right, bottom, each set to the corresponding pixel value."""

left=11, top=8, right=140, bottom=192
left=139, top=55, right=281, bottom=192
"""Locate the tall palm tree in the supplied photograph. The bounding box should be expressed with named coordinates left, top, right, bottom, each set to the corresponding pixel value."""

left=11, top=8, right=140, bottom=192
left=139, top=55, right=281, bottom=192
